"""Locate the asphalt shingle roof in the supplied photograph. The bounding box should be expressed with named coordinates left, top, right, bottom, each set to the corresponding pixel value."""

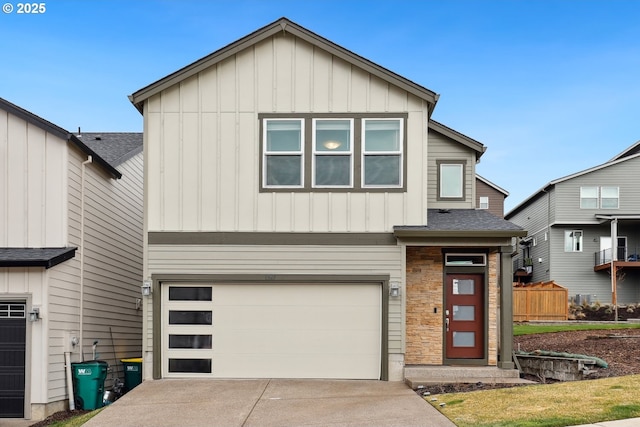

left=78, top=132, right=143, bottom=167
left=394, top=209, right=526, bottom=236
left=0, top=247, right=77, bottom=269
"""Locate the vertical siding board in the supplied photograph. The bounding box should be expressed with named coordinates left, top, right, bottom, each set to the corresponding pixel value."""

left=349, top=67, right=369, bottom=112
left=293, top=38, right=313, bottom=112
left=237, top=47, right=256, bottom=112
left=330, top=57, right=351, bottom=111
left=311, top=47, right=331, bottom=111
left=200, top=114, right=218, bottom=230
left=367, top=76, right=388, bottom=111
left=27, top=125, right=46, bottom=246
left=0, top=111, right=7, bottom=245
left=237, top=113, right=257, bottom=230
left=255, top=39, right=274, bottom=112
left=181, top=113, right=200, bottom=230
left=146, top=112, right=162, bottom=230
left=7, top=114, right=27, bottom=245
left=45, top=134, right=66, bottom=245
left=274, top=33, right=294, bottom=111
left=218, top=113, right=237, bottom=229
left=219, top=56, right=237, bottom=112
left=199, top=66, right=219, bottom=113
left=162, top=113, right=181, bottom=229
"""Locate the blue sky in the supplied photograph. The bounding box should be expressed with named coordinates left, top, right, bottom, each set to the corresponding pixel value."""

left=2, top=0, right=638, bottom=212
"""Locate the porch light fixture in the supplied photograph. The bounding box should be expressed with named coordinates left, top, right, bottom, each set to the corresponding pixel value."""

left=28, top=307, right=40, bottom=322
left=141, top=279, right=152, bottom=296
left=389, top=282, right=401, bottom=298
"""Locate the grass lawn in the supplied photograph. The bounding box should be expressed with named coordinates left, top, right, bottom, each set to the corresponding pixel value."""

left=427, top=323, right=640, bottom=427
left=428, top=374, right=640, bottom=427
left=514, top=322, right=640, bottom=336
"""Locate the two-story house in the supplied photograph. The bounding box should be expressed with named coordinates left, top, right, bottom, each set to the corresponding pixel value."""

left=0, top=98, right=143, bottom=420
left=506, top=140, right=640, bottom=305
left=129, top=18, right=525, bottom=383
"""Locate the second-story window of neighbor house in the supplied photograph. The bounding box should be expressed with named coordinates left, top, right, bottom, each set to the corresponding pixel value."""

left=438, top=161, right=465, bottom=200
left=580, top=186, right=598, bottom=208
left=263, top=119, right=304, bottom=187
left=564, top=230, right=583, bottom=252
left=600, top=186, right=619, bottom=209
left=479, top=196, right=489, bottom=209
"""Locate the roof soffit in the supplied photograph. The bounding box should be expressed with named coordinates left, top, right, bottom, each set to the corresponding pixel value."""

left=129, top=18, right=439, bottom=113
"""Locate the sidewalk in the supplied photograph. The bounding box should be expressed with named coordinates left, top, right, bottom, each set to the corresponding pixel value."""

left=568, top=418, right=640, bottom=427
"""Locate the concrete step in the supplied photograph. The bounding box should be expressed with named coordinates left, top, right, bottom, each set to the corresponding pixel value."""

left=404, top=366, right=529, bottom=389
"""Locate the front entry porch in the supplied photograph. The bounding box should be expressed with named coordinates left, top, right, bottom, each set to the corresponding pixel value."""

left=404, top=365, right=525, bottom=389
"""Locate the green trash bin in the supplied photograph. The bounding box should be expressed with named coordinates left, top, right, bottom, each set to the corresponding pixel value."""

left=121, top=358, right=143, bottom=392
left=71, top=360, right=108, bottom=410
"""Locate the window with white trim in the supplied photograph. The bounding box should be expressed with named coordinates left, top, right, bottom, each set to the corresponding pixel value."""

left=601, top=186, right=619, bottom=209
left=261, top=114, right=405, bottom=191
left=479, top=196, right=489, bottom=209
left=313, top=119, right=353, bottom=187
left=362, top=119, right=403, bottom=187
left=580, top=186, right=598, bottom=209
left=564, top=230, right=583, bottom=252
left=263, top=119, right=304, bottom=187
left=438, top=161, right=465, bottom=199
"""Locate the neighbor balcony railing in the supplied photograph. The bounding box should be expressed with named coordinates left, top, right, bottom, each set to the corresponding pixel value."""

left=595, top=245, right=640, bottom=266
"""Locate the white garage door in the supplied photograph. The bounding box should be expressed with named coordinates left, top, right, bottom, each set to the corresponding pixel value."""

left=162, top=283, right=381, bottom=379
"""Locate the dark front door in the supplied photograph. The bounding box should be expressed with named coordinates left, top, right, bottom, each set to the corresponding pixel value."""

left=445, top=274, right=484, bottom=359
left=0, top=302, right=26, bottom=418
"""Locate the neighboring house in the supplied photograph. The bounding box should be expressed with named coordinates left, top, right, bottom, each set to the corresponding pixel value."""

left=129, top=18, right=525, bottom=383
left=0, top=98, right=143, bottom=420
left=476, top=174, right=509, bottom=218
left=506, top=140, right=640, bottom=305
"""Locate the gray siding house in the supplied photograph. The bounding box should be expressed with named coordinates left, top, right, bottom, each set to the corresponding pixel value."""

left=506, top=140, right=640, bottom=305
left=129, top=18, right=525, bottom=384
left=0, top=98, right=144, bottom=421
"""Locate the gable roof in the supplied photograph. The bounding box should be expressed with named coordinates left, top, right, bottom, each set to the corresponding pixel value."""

left=506, top=149, right=640, bottom=218
left=609, top=139, right=640, bottom=161
left=394, top=209, right=526, bottom=238
left=129, top=17, right=439, bottom=115
left=0, top=97, right=124, bottom=179
left=476, top=174, right=509, bottom=197
left=78, top=132, right=143, bottom=167
left=0, top=247, right=77, bottom=269
left=429, top=120, right=486, bottom=158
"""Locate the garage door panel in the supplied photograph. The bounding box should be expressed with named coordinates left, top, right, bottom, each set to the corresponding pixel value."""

left=213, top=305, right=379, bottom=330
left=214, top=329, right=380, bottom=354
left=163, top=282, right=381, bottom=379
left=213, top=353, right=380, bottom=379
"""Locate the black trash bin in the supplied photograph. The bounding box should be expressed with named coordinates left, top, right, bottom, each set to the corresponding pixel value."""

left=71, top=360, right=108, bottom=410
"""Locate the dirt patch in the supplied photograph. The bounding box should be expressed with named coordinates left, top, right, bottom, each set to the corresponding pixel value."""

left=28, top=410, right=91, bottom=427
left=418, top=327, right=640, bottom=396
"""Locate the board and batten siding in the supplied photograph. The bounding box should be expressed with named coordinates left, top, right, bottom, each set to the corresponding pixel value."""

left=0, top=110, right=67, bottom=247
left=45, top=147, right=143, bottom=403
left=144, top=31, right=429, bottom=233
left=144, top=244, right=403, bottom=371
left=426, top=130, right=476, bottom=210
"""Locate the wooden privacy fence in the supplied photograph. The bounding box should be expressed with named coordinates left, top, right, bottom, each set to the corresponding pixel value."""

left=513, top=281, right=568, bottom=321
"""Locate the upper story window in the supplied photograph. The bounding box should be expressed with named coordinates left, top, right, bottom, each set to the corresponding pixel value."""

left=579, top=186, right=619, bottom=209
left=479, top=196, right=489, bottom=209
left=564, top=230, right=583, bottom=252
left=264, top=119, right=304, bottom=187
left=261, top=114, right=406, bottom=192
left=601, top=186, right=619, bottom=209
left=438, top=161, right=465, bottom=200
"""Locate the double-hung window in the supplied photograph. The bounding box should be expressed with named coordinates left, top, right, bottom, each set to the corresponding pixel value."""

left=263, top=119, right=304, bottom=187
left=313, top=119, right=353, bottom=187
left=261, top=114, right=406, bottom=191
left=580, top=186, right=598, bottom=208
left=601, top=186, right=619, bottom=209
left=362, top=119, right=403, bottom=187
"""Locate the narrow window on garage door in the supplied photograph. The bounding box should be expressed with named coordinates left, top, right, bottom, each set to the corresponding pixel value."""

left=0, top=302, right=26, bottom=418
left=162, top=285, right=215, bottom=377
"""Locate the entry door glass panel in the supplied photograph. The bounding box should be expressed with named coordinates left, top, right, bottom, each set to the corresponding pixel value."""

left=446, top=274, right=484, bottom=359
left=163, top=285, right=215, bottom=377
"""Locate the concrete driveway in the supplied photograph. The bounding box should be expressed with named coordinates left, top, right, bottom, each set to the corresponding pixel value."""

left=82, top=379, right=455, bottom=427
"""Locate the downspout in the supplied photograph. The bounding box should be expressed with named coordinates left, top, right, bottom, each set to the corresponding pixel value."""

left=79, top=155, right=92, bottom=360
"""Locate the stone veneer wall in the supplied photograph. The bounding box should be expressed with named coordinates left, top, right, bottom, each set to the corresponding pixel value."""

left=405, top=247, right=444, bottom=365
left=405, top=247, right=499, bottom=366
